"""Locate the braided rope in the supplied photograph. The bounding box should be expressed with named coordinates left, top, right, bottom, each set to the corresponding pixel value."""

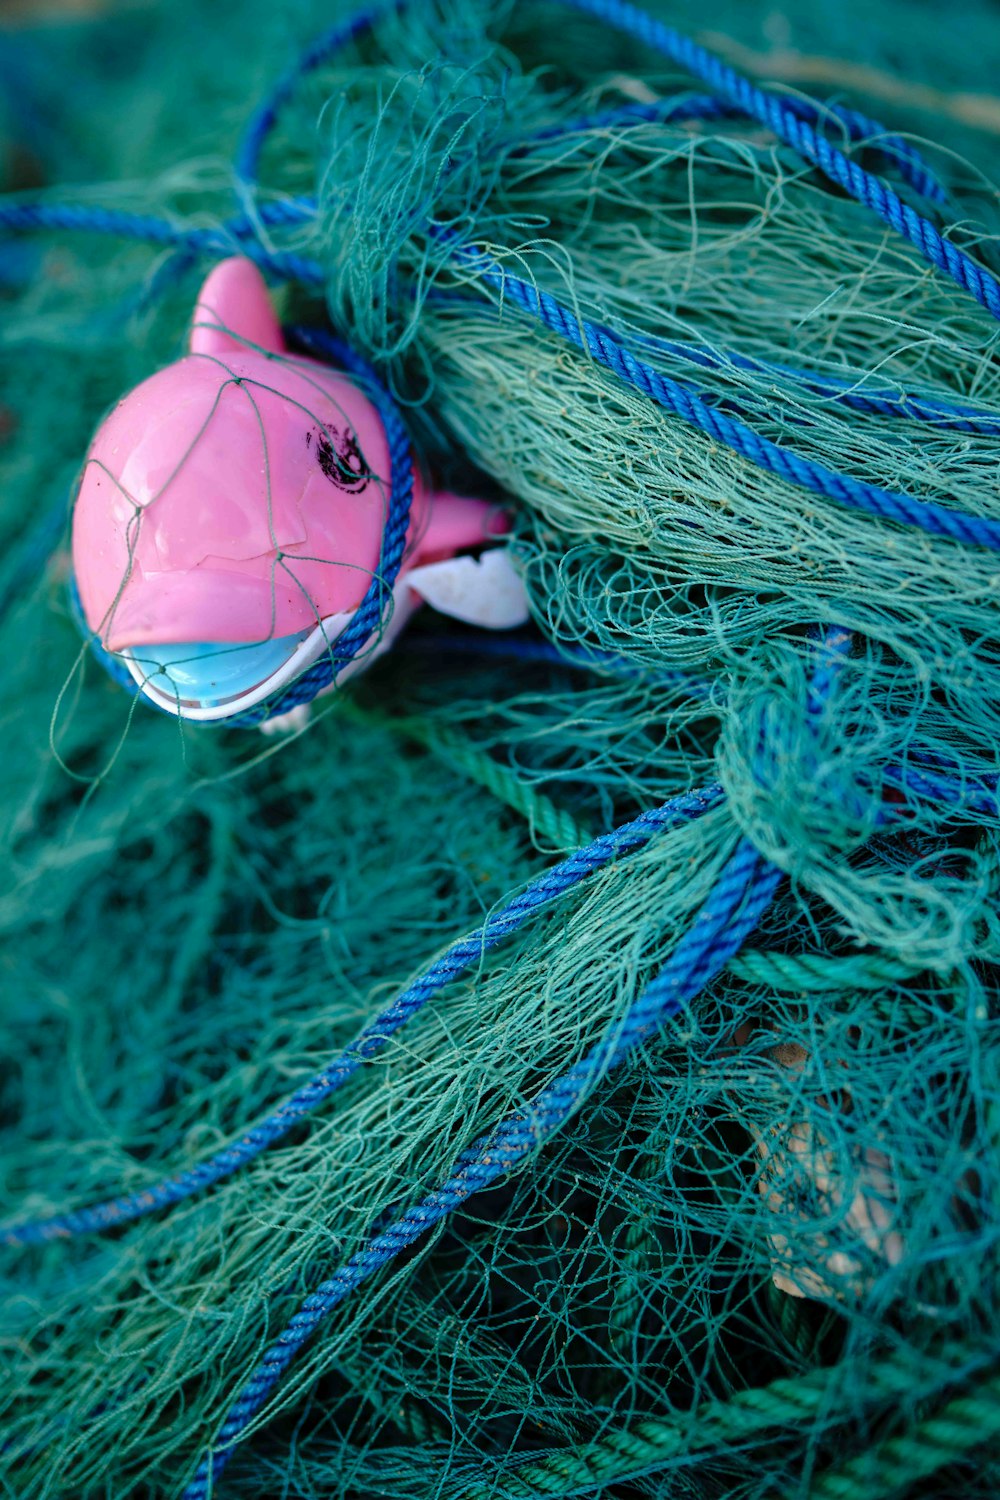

left=810, top=1369, right=1000, bottom=1499
left=445, top=236, right=1000, bottom=552
left=234, top=2, right=399, bottom=187
left=729, top=948, right=925, bottom=992
left=560, top=0, right=1000, bottom=319
left=0, top=199, right=324, bottom=284
left=459, top=1342, right=998, bottom=1498
left=392, top=715, right=595, bottom=850
left=232, top=326, right=418, bottom=723
left=610, top=330, right=1000, bottom=437
left=522, top=92, right=947, bottom=205
left=3, top=12, right=998, bottom=1494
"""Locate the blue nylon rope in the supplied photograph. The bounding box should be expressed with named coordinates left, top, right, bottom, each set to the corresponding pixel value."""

left=172, top=621, right=847, bottom=1494
left=424, top=286, right=1000, bottom=438
left=234, top=2, right=399, bottom=188
left=3, top=4, right=998, bottom=640
left=442, top=234, right=1000, bottom=552
left=178, top=613, right=996, bottom=1492
left=0, top=199, right=325, bottom=284
left=11, top=190, right=990, bottom=440
left=1, top=783, right=723, bottom=1247
left=558, top=0, right=1000, bottom=319
left=227, top=0, right=999, bottom=554
left=522, top=94, right=947, bottom=207
left=607, top=330, right=1000, bottom=437
left=2, top=11, right=998, bottom=1491
left=232, top=327, right=417, bottom=724
left=173, top=623, right=975, bottom=1497
left=229, top=0, right=990, bottom=314
left=15, top=192, right=999, bottom=574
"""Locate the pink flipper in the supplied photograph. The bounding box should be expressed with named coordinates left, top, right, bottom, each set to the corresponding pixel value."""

left=414, top=490, right=508, bottom=566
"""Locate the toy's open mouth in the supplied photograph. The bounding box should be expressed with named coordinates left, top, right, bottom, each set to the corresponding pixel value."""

left=122, top=625, right=330, bottom=721
left=118, top=575, right=423, bottom=722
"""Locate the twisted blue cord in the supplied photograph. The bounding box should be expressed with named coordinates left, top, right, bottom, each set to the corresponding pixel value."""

left=4, top=7, right=998, bottom=588
left=178, top=614, right=995, bottom=1495
left=232, top=326, right=417, bottom=724
left=524, top=94, right=946, bottom=207
left=0, top=200, right=324, bottom=285
left=1, top=784, right=724, bottom=1247
left=230, top=5, right=994, bottom=551
left=226, top=0, right=1000, bottom=558
left=443, top=235, right=1000, bottom=551
left=231, top=0, right=985, bottom=313
left=235, top=2, right=399, bottom=187
left=233, top=0, right=946, bottom=207
left=4, top=5, right=998, bottom=726
left=182, top=833, right=781, bottom=1498
left=138, top=196, right=321, bottom=304
left=20, top=184, right=981, bottom=444
left=612, top=330, right=1000, bottom=437
left=558, top=0, right=1000, bottom=320
left=2, top=11, right=998, bottom=1486
left=884, top=762, right=1000, bottom=819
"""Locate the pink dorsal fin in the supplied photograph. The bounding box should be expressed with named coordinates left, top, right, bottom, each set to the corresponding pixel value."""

left=189, top=258, right=286, bottom=357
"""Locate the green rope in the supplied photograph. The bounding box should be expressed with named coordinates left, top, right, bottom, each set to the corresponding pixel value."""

left=464, top=1343, right=995, bottom=1498
left=810, top=1370, right=1000, bottom=1499
left=336, top=712, right=938, bottom=1001
left=400, top=716, right=594, bottom=851
left=342, top=714, right=936, bottom=999
left=606, top=1131, right=666, bottom=1378
left=764, top=1275, right=825, bottom=1361
left=342, top=698, right=594, bottom=849
left=389, top=1398, right=452, bottom=1447
left=728, top=949, right=924, bottom=991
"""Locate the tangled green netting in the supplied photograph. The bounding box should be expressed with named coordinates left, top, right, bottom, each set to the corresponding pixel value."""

left=3, top=0, right=1000, bottom=1494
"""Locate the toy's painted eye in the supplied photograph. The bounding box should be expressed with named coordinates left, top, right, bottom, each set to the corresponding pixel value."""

left=311, top=426, right=370, bottom=491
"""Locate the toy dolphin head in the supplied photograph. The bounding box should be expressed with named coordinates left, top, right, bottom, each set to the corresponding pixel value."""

left=72, top=258, right=525, bottom=722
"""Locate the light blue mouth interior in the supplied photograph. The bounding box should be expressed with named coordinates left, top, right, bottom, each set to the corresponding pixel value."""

left=125, top=630, right=314, bottom=708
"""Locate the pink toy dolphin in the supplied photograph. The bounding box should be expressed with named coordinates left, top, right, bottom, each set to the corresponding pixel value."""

left=72, top=257, right=528, bottom=722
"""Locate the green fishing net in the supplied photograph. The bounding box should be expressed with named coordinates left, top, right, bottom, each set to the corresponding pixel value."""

left=2, top=0, right=1000, bottom=1495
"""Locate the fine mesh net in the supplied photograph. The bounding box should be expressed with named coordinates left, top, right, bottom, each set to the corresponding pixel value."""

left=2, top=0, right=1000, bottom=1496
